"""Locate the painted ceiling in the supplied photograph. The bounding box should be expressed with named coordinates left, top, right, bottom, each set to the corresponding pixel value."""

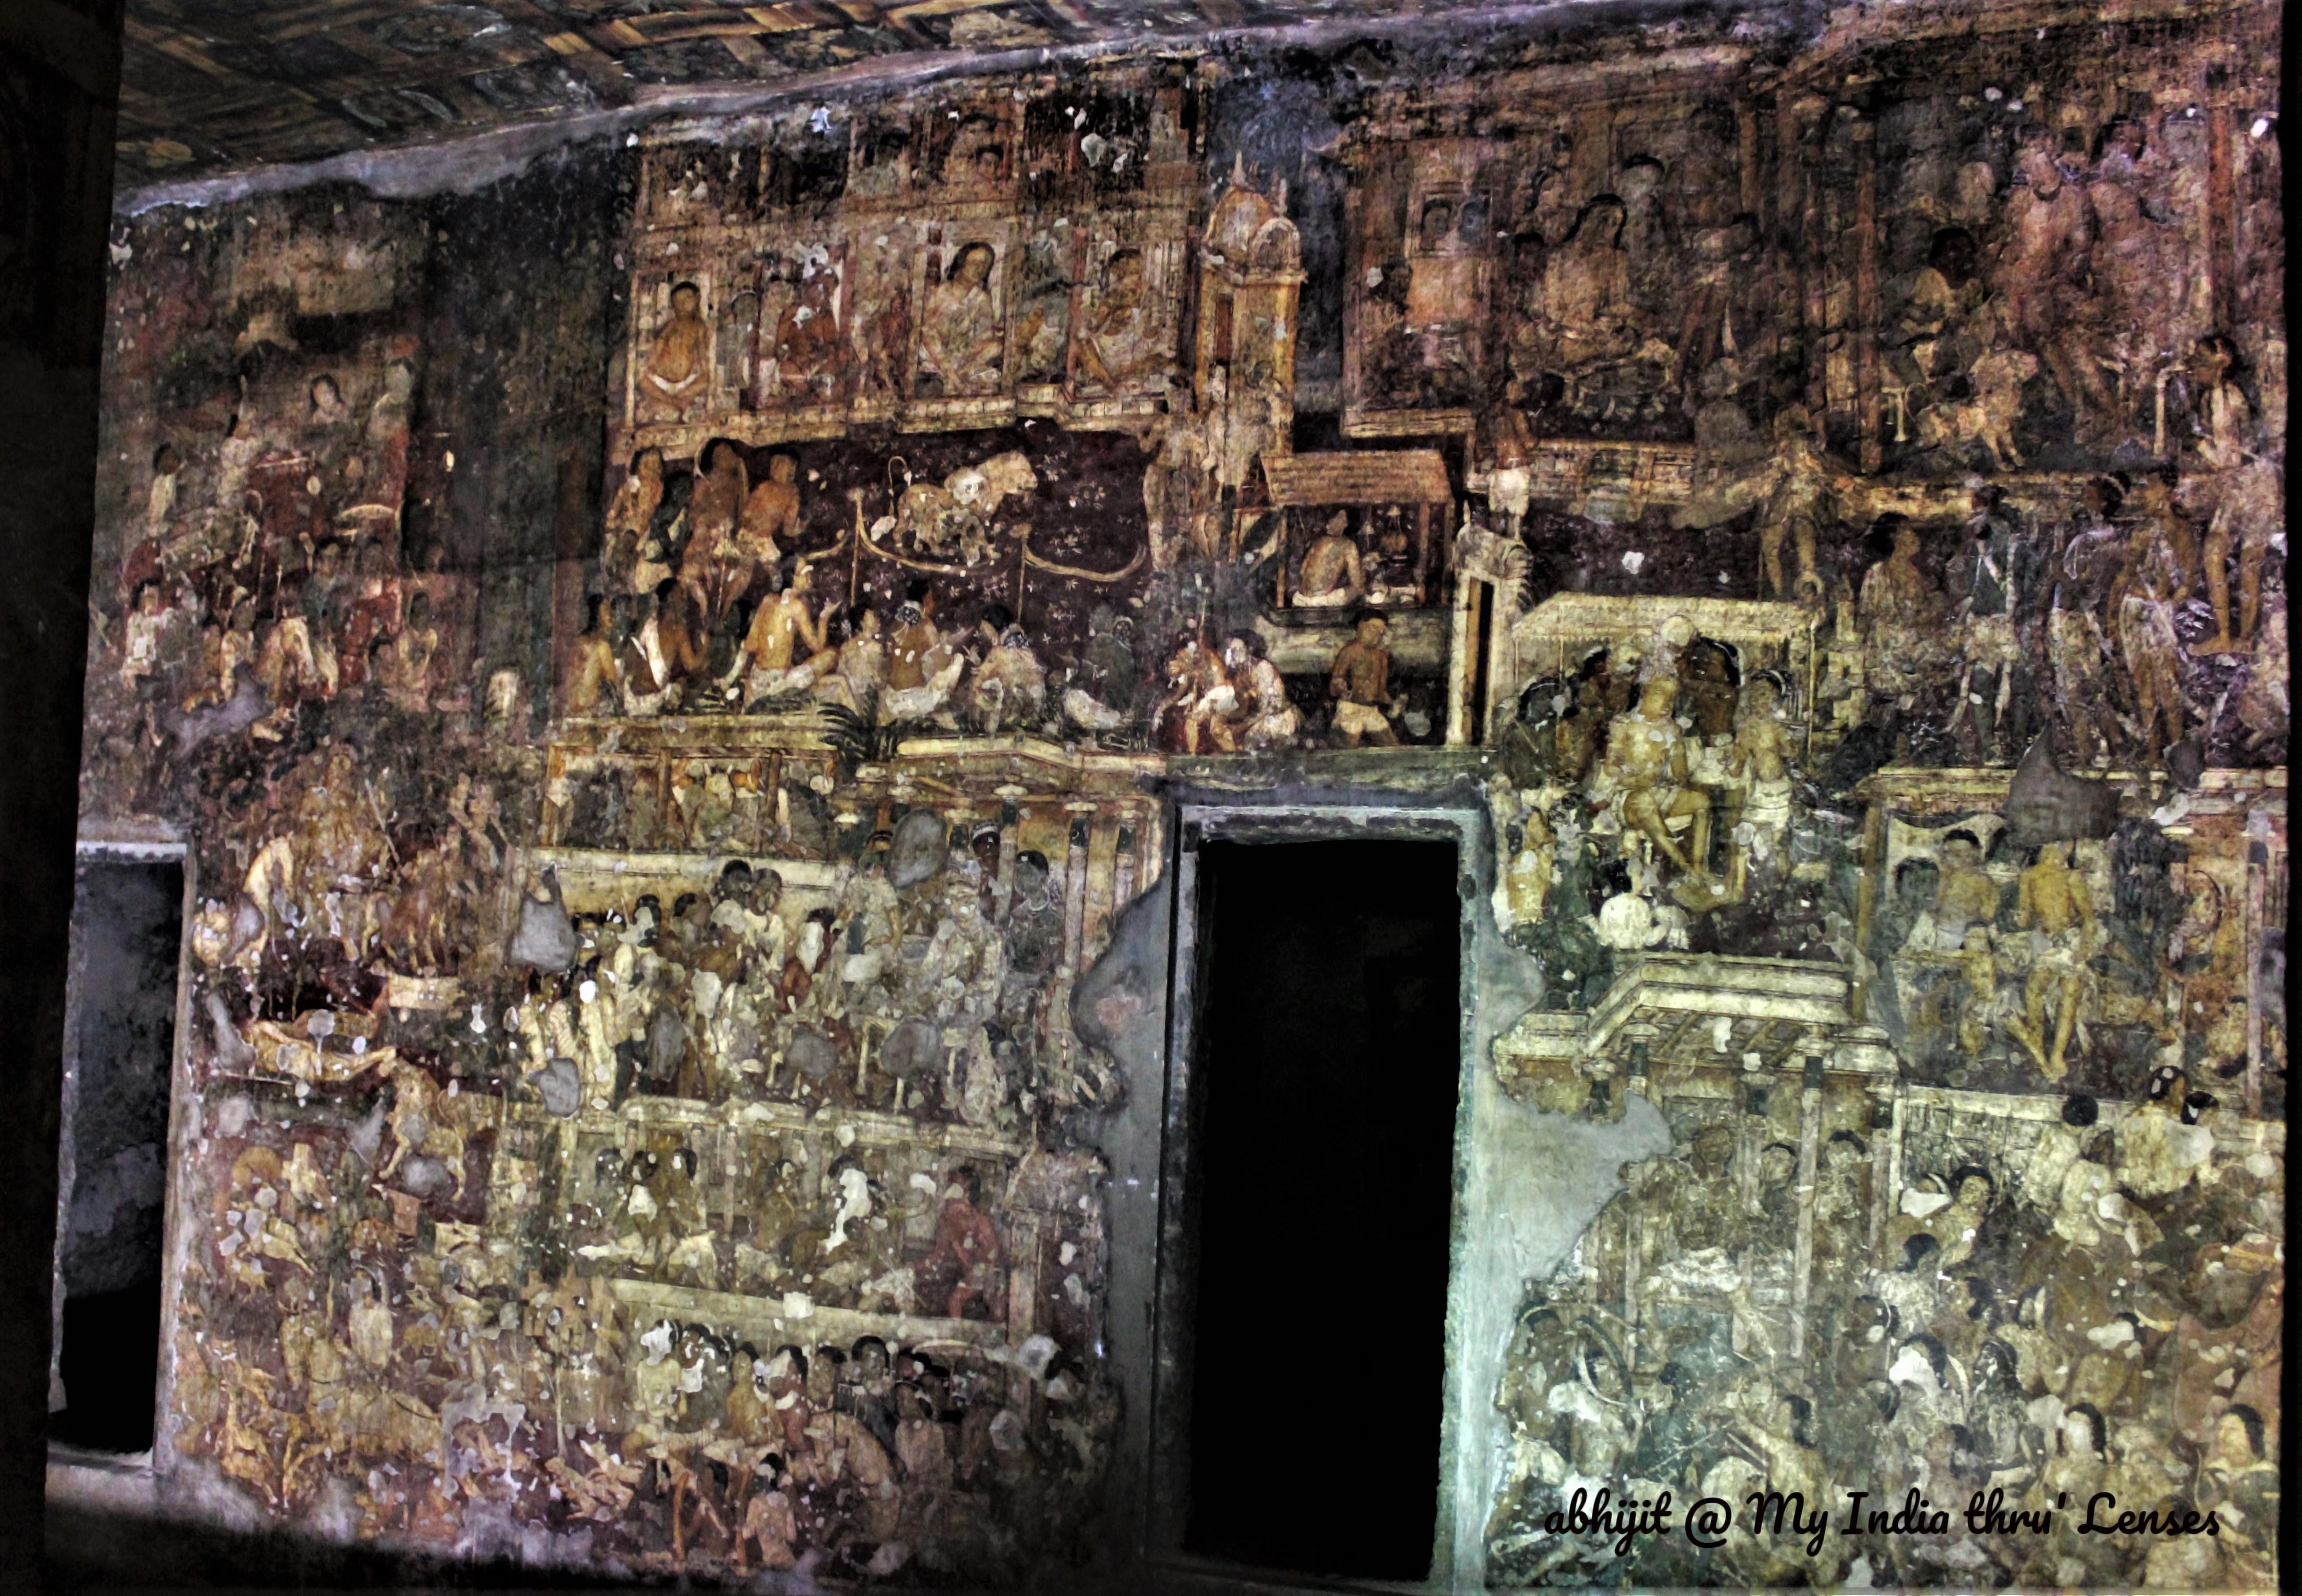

left=114, top=0, right=1686, bottom=185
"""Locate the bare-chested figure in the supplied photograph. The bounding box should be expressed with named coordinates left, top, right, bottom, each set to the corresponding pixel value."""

left=773, top=269, right=846, bottom=399
left=2050, top=477, right=2127, bottom=764
left=1296, top=512, right=1365, bottom=608
left=738, top=454, right=803, bottom=581
left=1726, top=673, right=1795, bottom=892
left=1599, top=676, right=1712, bottom=878
left=684, top=442, right=749, bottom=624
left=1757, top=411, right=1833, bottom=601
left=817, top=604, right=885, bottom=715
left=1327, top=611, right=1399, bottom=747
left=1139, top=410, right=1211, bottom=571
left=640, top=283, right=712, bottom=420
left=1996, top=137, right=2115, bottom=439
left=2113, top=472, right=2196, bottom=764
left=2183, top=335, right=2277, bottom=654
left=967, top=615, right=1047, bottom=732
left=2087, top=117, right=2179, bottom=388
left=923, top=1167, right=1002, bottom=1320
left=606, top=450, right=664, bottom=594
left=1187, top=630, right=1297, bottom=753
left=1919, top=829, right=2001, bottom=952
left=724, top=561, right=834, bottom=704
left=2005, top=842, right=2097, bottom=1080
left=1859, top=516, right=1944, bottom=705
left=1673, top=403, right=1844, bottom=599
left=565, top=594, right=624, bottom=716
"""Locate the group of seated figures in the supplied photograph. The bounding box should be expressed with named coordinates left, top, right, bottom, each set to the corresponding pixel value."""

left=1487, top=616, right=1809, bottom=997
left=569, top=1137, right=992, bottom=1306
left=575, top=441, right=1077, bottom=733
left=506, top=843, right=1100, bottom=1135
left=570, top=508, right=1434, bottom=755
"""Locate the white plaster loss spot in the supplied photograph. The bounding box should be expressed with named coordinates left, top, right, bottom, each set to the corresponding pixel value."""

left=1711, top=1016, right=1732, bottom=1053
left=1902, top=1188, right=1953, bottom=1218
left=2086, top=1320, right=2135, bottom=1349
left=2245, top=1152, right=2276, bottom=1178
left=445, top=451, right=456, bottom=471
left=811, top=107, right=831, bottom=133
left=1621, top=551, right=1645, bottom=574
left=909, top=1172, right=938, bottom=1195
left=835, top=1123, right=856, bottom=1147
left=1887, top=1345, right=1939, bottom=1393
left=1058, top=1241, right=1077, bottom=1266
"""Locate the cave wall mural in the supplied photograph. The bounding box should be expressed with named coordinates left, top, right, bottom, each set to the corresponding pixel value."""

left=74, top=0, right=2281, bottom=1586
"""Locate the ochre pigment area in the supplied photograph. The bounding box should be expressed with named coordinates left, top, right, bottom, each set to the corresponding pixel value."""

left=79, top=3, right=2283, bottom=1585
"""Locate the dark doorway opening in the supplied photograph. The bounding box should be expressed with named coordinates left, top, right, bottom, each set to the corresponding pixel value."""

left=51, top=857, right=182, bottom=1454
left=1182, top=838, right=1461, bottom=1581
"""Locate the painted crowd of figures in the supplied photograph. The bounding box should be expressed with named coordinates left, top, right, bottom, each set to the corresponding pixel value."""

left=1493, top=1089, right=2281, bottom=1589
left=75, top=5, right=2283, bottom=1586
left=174, top=1121, right=1109, bottom=1580
left=173, top=757, right=1122, bottom=1578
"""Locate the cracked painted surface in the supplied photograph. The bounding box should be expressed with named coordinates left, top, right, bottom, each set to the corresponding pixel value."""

left=73, top=0, right=2283, bottom=1584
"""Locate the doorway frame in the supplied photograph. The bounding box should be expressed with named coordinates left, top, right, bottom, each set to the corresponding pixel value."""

left=1144, top=802, right=1483, bottom=1592
left=51, top=838, right=194, bottom=1469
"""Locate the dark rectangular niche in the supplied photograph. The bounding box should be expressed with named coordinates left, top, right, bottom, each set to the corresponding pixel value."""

left=1182, top=838, right=1460, bottom=1582
left=51, top=858, right=183, bottom=1454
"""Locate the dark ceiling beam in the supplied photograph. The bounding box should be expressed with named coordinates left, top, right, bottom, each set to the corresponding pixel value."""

left=114, top=0, right=1767, bottom=209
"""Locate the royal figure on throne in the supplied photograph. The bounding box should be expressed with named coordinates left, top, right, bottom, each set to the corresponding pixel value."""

left=1592, top=675, right=1715, bottom=897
